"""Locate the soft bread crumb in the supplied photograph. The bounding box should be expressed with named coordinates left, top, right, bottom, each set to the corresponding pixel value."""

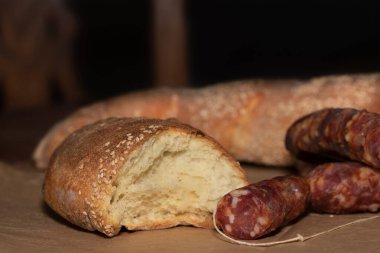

left=108, top=131, right=246, bottom=230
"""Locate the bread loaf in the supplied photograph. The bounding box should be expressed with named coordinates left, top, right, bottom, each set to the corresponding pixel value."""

left=43, top=117, right=248, bottom=237
left=34, top=73, right=380, bottom=169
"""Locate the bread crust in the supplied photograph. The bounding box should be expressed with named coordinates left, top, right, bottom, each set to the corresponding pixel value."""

left=43, top=117, right=248, bottom=236
left=35, top=73, right=380, bottom=169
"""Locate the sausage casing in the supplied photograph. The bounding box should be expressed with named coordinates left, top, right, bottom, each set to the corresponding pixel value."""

left=307, top=162, right=380, bottom=213
left=215, top=176, right=310, bottom=240
left=285, top=108, right=380, bottom=168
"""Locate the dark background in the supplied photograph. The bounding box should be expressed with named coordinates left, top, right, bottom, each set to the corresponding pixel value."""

left=67, top=0, right=153, bottom=99
left=66, top=1, right=380, bottom=100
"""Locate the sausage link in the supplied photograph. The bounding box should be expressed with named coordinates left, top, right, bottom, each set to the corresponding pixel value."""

left=215, top=176, right=310, bottom=240
left=285, top=108, right=380, bottom=168
left=307, top=162, right=380, bottom=214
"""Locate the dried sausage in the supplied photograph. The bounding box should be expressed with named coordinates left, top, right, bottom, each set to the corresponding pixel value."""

left=307, top=162, right=380, bottom=213
left=215, top=176, right=310, bottom=240
left=285, top=108, right=380, bottom=168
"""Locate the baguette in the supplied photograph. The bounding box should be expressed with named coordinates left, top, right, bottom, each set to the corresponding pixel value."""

left=43, top=117, right=248, bottom=237
left=34, top=73, right=380, bottom=169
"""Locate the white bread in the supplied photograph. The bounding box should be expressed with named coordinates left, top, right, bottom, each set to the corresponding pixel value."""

left=34, top=73, right=380, bottom=169
left=43, top=117, right=248, bottom=237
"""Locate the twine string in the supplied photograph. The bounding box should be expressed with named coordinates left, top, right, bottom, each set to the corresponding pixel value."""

left=212, top=211, right=380, bottom=247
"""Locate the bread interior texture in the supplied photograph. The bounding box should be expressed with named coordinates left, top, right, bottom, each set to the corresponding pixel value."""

left=108, top=131, right=245, bottom=230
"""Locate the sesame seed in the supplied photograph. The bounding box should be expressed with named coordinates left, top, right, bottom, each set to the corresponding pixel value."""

left=104, top=142, right=110, bottom=147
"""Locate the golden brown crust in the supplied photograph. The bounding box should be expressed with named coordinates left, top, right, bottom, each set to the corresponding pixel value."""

left=35, top=73, right=380, bottom=169
left=43, top=117, right=247, bottom=236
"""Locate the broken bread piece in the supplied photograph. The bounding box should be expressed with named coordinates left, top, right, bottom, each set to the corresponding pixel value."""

left=43, top=117, right=248, bottom=237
